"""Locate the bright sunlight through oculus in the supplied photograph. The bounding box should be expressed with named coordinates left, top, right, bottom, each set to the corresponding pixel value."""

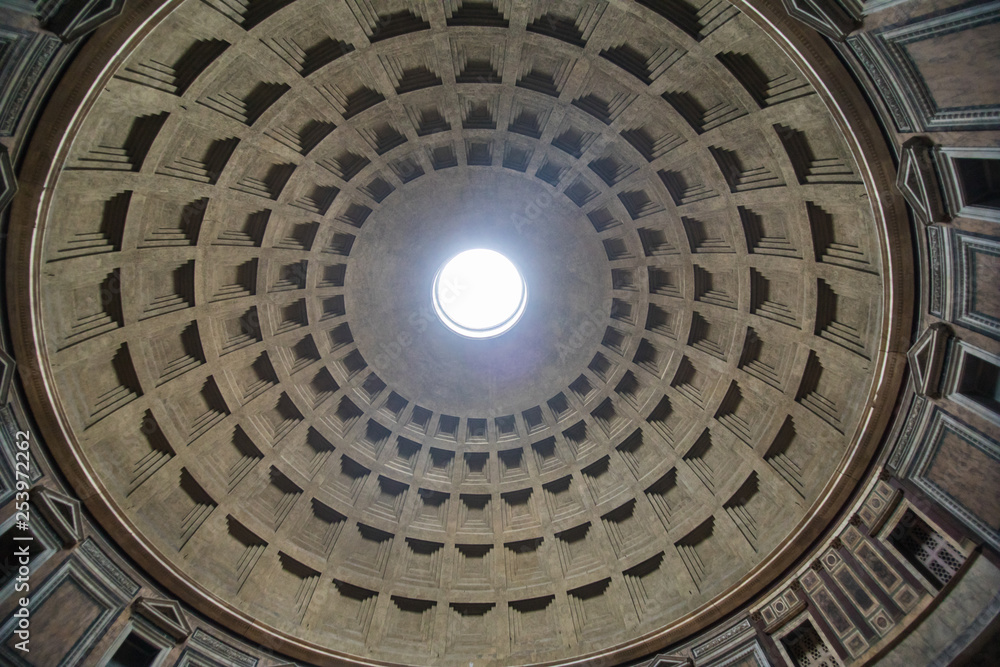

left=433, top=249, right=527, bottom=339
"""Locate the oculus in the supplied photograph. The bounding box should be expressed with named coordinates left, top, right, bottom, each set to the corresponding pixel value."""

left=432, top=248, right=527, bottom=338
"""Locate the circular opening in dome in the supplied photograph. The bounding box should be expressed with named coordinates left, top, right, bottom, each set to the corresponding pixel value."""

left=432, top=249, right=527, bottom=339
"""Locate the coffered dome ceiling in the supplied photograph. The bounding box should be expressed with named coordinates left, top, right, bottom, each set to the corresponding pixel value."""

left=9, top=0, right=911, bottom=664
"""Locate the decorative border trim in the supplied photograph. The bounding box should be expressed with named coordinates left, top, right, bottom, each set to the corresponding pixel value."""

left=952, top=229, right=1000, bottom=340
left=845, top=33, right=915, bottom=133
left=848, top=2, right=1000, bottom=132
left=78, top=537, right=141, bottom=600
left=0, top=556, right=126, bottom=666
left=699, top=640, right=770, bottom=667
left=0, top=29, right=60, bottom=137
left=910, top=408, right=1000, bottom=551
left=0, top=26, right=35, bottom=97
left=186, top=628, right=259, bottom=667
left=691, top=618, right=753, bottom=659
left=926, top=224, right=949, bottom=319
left=887, top=394, right=928, bottom=480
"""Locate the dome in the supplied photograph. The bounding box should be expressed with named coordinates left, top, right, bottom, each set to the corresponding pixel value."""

left=13, top=0, right=984, bottom=665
